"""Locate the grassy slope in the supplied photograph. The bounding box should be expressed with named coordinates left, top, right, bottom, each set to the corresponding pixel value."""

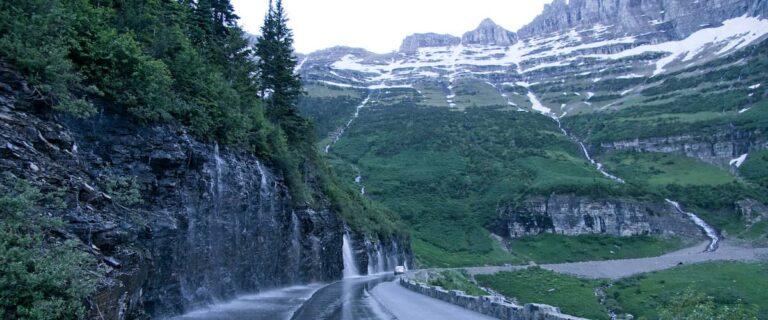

left=601, top=151, right=768, bottom=240
left=608, top=262, right=768, bottom=319
left=741, top=150, right=768, bottom=189
left=510, top=234, right=688, bottom=264
left=427, top=270, right=488, bottom=296
left=475, top=262, right=768, bottom=320
left=476, top=268, right=610, bottom=320
left=604, top=151, right=737, bottom=186
left=329, top=99, right=625, bottom=265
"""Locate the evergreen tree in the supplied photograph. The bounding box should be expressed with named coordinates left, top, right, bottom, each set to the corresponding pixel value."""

left=255, top=0, right=303, bottom=124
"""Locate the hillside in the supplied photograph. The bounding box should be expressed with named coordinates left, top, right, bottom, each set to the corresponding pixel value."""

left=297, top=0, right=768, bottom=266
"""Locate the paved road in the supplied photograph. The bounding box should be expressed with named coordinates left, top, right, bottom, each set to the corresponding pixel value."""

left=171, top=241, right=768, bottom=320
left=289, top=274, right=395, bottom=320
left=462, top=241, right=768, bottom=279
left=172, top=274, right=498, bottom=320
left=370, top=280, right=497, bottom=320
left=171, top=284, right=324, bottom=320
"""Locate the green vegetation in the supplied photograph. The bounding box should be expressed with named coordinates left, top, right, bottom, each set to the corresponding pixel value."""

left=476, top=267, right=610, bottom=319
left=327, top=101, right=628, bottom=265
left=510, top=234, right=688, bottom=264
left=451, top=79, right=507, bottom=110
left=657, top=289, right=759, bottom=320
left=608, top=262, right=767, bottom=319
left=474, top=262, right=767, bottom=320
left=740, top=150, right=768, bottom=189
left=298, top=86, right=366, bottom=138
left=604, top=151, right=737, bottom=187
left=0, top=175, right=103, bottom=319
left=412, top=238, right=522, bottom=268
left=565, top=37, right=768, bottom=144
left=601, top=151, right=768, bottom=240
left=0, top=0, right=404, bottom=237
left=427, top=270, right=487, bottom=296
left=105, top=175, right=143, bottom=207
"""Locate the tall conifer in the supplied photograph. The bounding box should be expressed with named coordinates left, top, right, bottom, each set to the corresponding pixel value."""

left=255, top=0, right=302, bottom=123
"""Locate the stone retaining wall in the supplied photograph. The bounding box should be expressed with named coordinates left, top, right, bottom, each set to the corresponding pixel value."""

left=399, top=278, right=586, bottom=320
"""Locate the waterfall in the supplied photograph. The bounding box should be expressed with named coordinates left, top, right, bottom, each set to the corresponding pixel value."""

left=325, top=94, right=372, bottom=153
left=552, top=116, right=625, bottom=183
left=213, top=143, right=225, bottom=215
left=577, top=142, right=625, bottom=183
left=377, top=246, right=385, bottom=272
left=290, top=211, right=302, bottom=282
left=366, top=242, right=389, bottom=274
left=255, top=161, right=269, bottom=197
left=526, top=89, right=721, bottom=254
left=666, top=199, right=721, bottom=252
left=342, top=233, right=360, bottom=278
left=355, top=175, right=366, bottom=195
left=367, top=251, right=374, bottom=275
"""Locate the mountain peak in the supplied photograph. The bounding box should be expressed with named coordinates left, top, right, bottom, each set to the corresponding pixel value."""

left=462, top=18, right=517, bottom=46
left=479, top=18, right=499, bottom=28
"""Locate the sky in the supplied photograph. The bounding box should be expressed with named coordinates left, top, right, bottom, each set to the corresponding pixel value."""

left=231, top=0, right=555, bottom=54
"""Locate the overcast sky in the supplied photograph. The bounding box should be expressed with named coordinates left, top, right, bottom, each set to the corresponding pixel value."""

left=231, top=0, right=555, bottom=54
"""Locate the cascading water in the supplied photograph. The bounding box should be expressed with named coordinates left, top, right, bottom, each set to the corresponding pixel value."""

left=552, top=115, right=625, bottom=183
left=256, top=160, right=269, bottom=197
left=528, top=89, right=721, bottom=252
left=290, top=211, right=302, bottom=282
left=213, top=143, right=225, bottom=215
left=577, top=141, right=625, bottom=183
left=666, top=199, right=721, bottom=252
left=325, top=94, right=372, bottom=153
left=355, top=175, right=365, bottom=195
left=377, top=247, right=385, bottom=272
left=342, top=232, right=360, bottom=278
left=365, top=242, right=390, bottom=274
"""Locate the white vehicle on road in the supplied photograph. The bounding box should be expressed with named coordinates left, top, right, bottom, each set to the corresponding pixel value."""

left=394, top=266, right=406, bottom=275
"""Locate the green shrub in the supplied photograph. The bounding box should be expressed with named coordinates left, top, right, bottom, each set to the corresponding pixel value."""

left=0, top=176, right=102, bottom=319
left=105, top=175, right=143, bottom=207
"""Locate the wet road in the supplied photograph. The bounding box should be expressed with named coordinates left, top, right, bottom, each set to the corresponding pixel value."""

left=370, top=281, right=497, bottom=320
left=172, top=274, right=497, bottom=320
left=171, top=275, right=396, bottom=320
left=170, top=284, right=324, bottom=320
left=291, top=274, right=396, bottom=320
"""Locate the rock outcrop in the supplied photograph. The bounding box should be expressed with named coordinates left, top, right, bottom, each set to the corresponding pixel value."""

left=599, top=129, right=768, bottom=167
left=400, top=33, right=461, bottom=52
left=498, top=195, right=702, bottom=238
left=461, top=18, right=518, bottom=46
left=737, top=199, right=768, bottom=227
left=519, top=0, right=767, bottom=40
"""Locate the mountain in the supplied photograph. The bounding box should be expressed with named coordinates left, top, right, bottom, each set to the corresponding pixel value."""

left=461, top=18, right=518, bottom=46
left=297, top=0, right=768, bottom=270
left=400, top=33, right=461, bottom=52
left=519, top=0, right=768, bottom=40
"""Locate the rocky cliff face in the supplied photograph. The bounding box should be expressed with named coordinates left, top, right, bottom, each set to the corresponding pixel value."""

left=0, top=65, right=410, bottom=319
left=599, top=128, right=768, bottom=167
left=400, top=33, right=461, bottom=52
left=352, top=232, right=412, bottom=274
left=461, top=18, right=518, bottom=46
left=498, top=195, right=702, bottom=238
left=519, top=0, right=767, bottom=40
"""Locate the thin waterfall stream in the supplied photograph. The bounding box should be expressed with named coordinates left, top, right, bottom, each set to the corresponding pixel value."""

left=527, top=89, right=722, bottom=252
left=342, top=232, right=361, bottom=278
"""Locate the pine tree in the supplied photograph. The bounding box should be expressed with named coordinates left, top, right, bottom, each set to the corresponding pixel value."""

left=255, top=0, right=302, bottom=123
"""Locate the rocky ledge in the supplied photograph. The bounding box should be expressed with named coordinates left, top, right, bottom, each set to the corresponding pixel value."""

left=497, top=195, right=702, bottom=238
